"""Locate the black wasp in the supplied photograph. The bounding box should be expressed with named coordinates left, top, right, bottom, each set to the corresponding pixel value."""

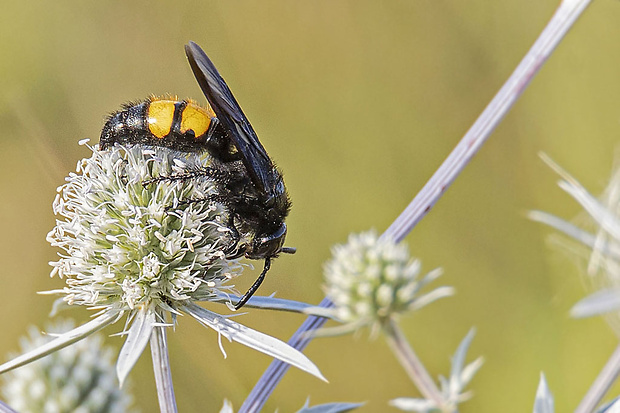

left=99, top=41, right=294, bottom=309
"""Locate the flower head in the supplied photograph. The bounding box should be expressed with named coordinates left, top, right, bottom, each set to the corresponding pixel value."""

left=320, top=231, right=454, bottom=335
left=47, top=141, right=241, bottom=311
left=2, top=320, right=135, bottom=413
left=0, top=141, right=323, bottom=394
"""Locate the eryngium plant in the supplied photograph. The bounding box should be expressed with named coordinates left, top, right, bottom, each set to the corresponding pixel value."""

left=0, top=141, right=322, bottom=391
left=47, top=141, right=240, bottom=310
left=2, top=320, right=135, bottom=413
left=320, top=231, right=454, bottom=336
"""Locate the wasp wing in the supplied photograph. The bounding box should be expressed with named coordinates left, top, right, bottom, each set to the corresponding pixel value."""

left=185, top=41, right=274, bottom=197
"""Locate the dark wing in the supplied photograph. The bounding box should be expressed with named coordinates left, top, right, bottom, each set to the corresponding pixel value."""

left=185, top=41, right=274, bottom=197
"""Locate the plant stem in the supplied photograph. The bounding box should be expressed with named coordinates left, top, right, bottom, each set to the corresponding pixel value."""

left=384, top=318, right=445, bottom=408
left=241, top=0, right=594, bottom=410
left=575, top=342, right=620, bottom=413
left=238, top=297, right=333, bottom=413
left=0, top=400, right=17, bottom=413
left=382, top=0, right=593, bottom=244
left=150, top=316, right=177, bottom=413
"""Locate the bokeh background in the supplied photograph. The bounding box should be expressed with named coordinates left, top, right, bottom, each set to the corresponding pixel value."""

left=1, top=1, right=619, bottom=412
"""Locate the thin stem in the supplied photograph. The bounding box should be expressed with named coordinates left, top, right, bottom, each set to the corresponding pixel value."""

left=150, top=314, right=177, bottom=413
left=383, top=319, right=445, bottom=408
left=238, top=297, right=333, bottom=413
left=241, top=0, right=593, bottom=410
left=382, top=0, right=593, bottom=244
left=575, top=342, right=620, bottom=413
left=0, top=400, right=17, bottom=413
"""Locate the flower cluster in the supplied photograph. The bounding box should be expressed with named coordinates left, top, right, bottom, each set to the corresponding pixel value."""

left=321, top=230, right=454, bottom=335
left=46, top=141, right=242, bottom=312
left=0, top=141, right=322, bottom=391
left=1, top=320, right=135, bottom=413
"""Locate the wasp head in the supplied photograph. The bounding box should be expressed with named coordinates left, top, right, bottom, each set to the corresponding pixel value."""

left=247, top=222, right=288, bottom=260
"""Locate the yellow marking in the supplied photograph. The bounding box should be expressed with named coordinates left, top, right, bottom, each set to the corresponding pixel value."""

left=147, top=100, right=176, bottom=139
left=180, top=101, right=215, bottom=139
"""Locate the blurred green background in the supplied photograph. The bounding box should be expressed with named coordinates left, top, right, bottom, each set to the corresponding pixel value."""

left=1, top=1, right=620, bottom=412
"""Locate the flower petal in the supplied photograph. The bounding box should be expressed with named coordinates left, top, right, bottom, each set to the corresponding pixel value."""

left=182, top=302, right=326, bottom=381
left=0, top=310, right=120, bottom=374
left=541, top=154, right=620, bottom=242
left=597, top=396, right=620, bottom=412
left=532, top=373, right=554, bottom=413
left=219, top=399, right=234, bottom=413
left=389, top=397, right=438, bottom=412
left=296, top=400, right=364, bottom=413
left=302, top=305, right=340, bottom=320
left=570, top=288, right=620, bottom=318
left=450, top=328, right=475, bottom=383
left=410, top=286, right=455, bottom=312
left=117, top=306, right=156, bottom=386
left=528, top=211, right=620, bottom=261
left=460, top=357, right=484, bottom=390
left=213, top=293, right=315, bottom=313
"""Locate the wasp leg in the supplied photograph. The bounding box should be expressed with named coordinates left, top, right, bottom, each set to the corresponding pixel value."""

left=142, top=167, right=229, bottom=187
left=163, top=192, right=231, bottom=213
left=163, top=197, right=210, bottom=212
left=222, top=213, right=243, bottom=258
left=234, top=257, right=271, bottom=310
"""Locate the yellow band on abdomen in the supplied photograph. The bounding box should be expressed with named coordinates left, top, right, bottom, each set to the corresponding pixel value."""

left=147, top=100, right=176, bottom=139
left=180, top=102, right=213, bottom=139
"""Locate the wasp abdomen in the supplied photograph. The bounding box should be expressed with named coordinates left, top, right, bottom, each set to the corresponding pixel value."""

left=100, top=97, right=221, bottom=153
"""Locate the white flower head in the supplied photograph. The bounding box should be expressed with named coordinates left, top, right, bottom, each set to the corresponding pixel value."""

left=1, top=320, right=135, bottom=413
left=46, top=142, right=241, bottom=311
left=0, top=141, right=324, bottom=390
left=320, top=230, right=454, bottom=335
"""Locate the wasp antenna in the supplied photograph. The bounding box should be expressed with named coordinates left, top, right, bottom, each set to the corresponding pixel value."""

left=281, top=247, right=296, bottom=255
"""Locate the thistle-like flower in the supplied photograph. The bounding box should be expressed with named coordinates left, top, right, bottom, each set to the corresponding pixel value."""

left=318, top=230, right=454, bottom=336
left=314, top=232, right=482, bottom=412
left=0, top=141, right=323, bottom=398
left=48, top=140, right=240, bottom=312
left=2, top=320, right=135, bottom=413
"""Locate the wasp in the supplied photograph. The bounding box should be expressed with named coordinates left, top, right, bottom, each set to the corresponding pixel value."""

left=99, top=41, right=294, bottom=309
